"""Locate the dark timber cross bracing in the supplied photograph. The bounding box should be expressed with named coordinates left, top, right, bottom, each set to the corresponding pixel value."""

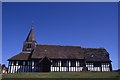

left=7, top=25, right=112, bottom=73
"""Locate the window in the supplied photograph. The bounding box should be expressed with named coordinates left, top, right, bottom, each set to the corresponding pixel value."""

left=25, top=61, right=28, bottom=66
left=78, top=61, right=83, bottom=67
left=34, top=61, right=39, bottom=66
left=28, top=61, right=32, bottom=65
left=61, top=60, right=68, bottom=67
left=27, top=44, right=31, bottom=48
left=71, top=60, right=76, bottom=67
left=52, top=60, right=58, bottom=67
left=13, top=61, right=16, bottom=65
left=18, top=61, right=23, bottom=65
left=9, top=61, right=11, bottom=65
left=79, top=63, right=83, bottom=67
left=94, top=63, right=101, bottom=67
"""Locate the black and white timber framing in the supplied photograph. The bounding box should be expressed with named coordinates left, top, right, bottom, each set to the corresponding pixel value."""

left=8, top=60, right=112, bottom=73
left=8, top=25, right=112, bottom=73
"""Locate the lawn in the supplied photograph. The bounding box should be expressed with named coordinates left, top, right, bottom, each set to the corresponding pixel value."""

left=2, top=72, right=120, bottom=80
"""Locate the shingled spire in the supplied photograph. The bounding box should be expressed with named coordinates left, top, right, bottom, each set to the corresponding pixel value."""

left=22, top=24, right=37, bottom=52
left=26, top=24, right=36, bottom=42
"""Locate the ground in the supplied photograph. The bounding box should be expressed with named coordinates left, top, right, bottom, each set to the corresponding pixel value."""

left=2, top=72, right=120, bottom=80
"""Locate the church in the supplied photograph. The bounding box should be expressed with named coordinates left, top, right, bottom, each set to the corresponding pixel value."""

left=8, top=25, right=112, bottom=73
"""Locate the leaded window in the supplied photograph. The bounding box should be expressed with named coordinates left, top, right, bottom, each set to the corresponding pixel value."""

left=78, top=62, right=83, bottom=67
left=13, top=61, right=16, bottom=65
left=52, top=60, right=58, bottom=67
left=25, top=61, right=28, bottom=66
left=61, top=60, right=68, bottom=67
left=71, top=60, right=76, bottom=67
left=18, top=61, right=23, bottom=65
left=94, top=63, right=101, bottom=67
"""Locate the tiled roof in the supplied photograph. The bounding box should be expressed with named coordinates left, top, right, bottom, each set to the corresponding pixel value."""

left=31, top=44, right=84, bottom=59
left=8, top=52, right=31, bottom=61
left=8, top=44, right=111, bottom=62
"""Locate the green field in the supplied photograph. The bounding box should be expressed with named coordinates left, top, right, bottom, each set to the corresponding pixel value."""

left=2, top=72, right=120, bottom=79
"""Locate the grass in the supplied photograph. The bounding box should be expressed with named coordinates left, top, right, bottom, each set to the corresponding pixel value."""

left=2, top=72, right=120, bottom=78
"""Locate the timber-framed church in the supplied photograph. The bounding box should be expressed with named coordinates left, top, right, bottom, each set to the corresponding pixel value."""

left=8, top=25, right=112, bottom=73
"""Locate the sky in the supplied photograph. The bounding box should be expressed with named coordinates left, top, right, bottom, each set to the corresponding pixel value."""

left=2, top=2, right=118, bottom=70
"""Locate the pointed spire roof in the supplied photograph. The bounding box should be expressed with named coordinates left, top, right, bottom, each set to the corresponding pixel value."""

left=25, top=24, right=36, bottom=42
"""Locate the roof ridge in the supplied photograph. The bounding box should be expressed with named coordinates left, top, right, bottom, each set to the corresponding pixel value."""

left=36, top=44, right=81, bottom=48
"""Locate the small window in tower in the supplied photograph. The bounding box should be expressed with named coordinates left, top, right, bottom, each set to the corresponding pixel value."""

left=27, top=44, right=31, bottom=48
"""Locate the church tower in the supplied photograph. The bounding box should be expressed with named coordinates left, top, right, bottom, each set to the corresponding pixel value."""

left=22, top=24, right=37, bottom=52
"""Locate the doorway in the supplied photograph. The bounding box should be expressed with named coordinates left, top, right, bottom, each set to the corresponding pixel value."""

left=39, top=57, right=51, bottom=72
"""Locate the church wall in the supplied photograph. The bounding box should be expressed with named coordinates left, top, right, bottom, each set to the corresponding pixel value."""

left=8, top=61, right=34, bottom=73
left=50, top=60, right=111, bottom=72
left=8, top=60, right=112, bottom=73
